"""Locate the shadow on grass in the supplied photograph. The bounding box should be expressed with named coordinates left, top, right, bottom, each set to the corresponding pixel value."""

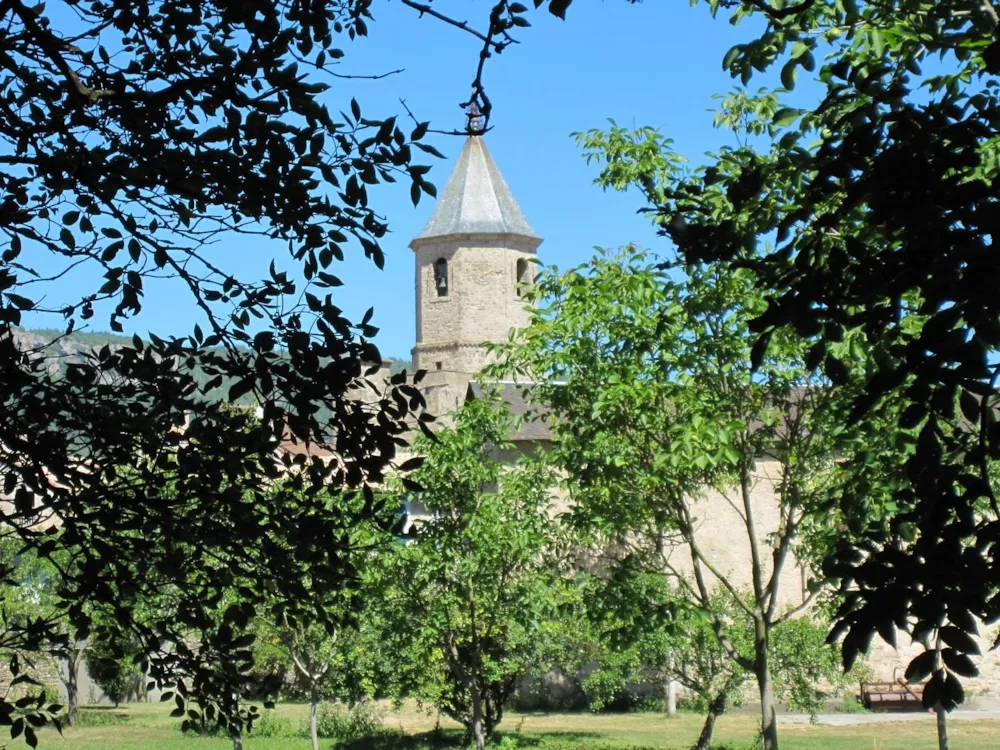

left=337, top=728, right=608, bottom=749
left=335, top=730, right=456, bottom=749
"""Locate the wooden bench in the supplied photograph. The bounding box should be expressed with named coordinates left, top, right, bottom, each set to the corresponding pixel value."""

left=859, top=670, right=927, bottom=712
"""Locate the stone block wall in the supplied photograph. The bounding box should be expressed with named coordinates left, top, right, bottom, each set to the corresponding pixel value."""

left=412, top=235, right=536, bottom=383
left=667, top=457, right=1000, bottom=694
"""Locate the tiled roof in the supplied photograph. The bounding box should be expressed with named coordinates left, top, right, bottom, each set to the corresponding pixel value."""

left=411, top=136, right=541, bottom=245
left=465, top=383, right=824, bottom=446
left=466, top=381, right=552, bottom=442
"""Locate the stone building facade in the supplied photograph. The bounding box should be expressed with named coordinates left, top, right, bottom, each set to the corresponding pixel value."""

left=409, top=135, right=542, bottom=416
left=405, top=134, right=1000, bottom=700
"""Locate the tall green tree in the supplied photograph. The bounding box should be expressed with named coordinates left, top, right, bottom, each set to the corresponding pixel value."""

left=438, top=3, right=1000, bottom=733
left=491, top=247, right=873, bottom=750
left=0, top=0, right=498, bottom=739
left=252, top=483, right=392, bottom=750
left=83, top=635, right=142, bottom=708
left=373, top=398, right=559, bottom=750
left=540, top=1, right=1000, bottom=730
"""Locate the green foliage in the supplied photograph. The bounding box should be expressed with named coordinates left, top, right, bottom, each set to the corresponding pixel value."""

left=84, top=640, right=142, bottom=707
left=313, top=701, right=388, bottom=742
left=177, top=712, right=227, bottom=738
left=568, top=566, right=857, bottom=722
left=710, top=88, right=783, bottom=141
left=71, top=708, right=130, bottom=728
left=371, top=397, right=560, bottom=746
left=248, top=709, right=294, bottom=738
left=0, top=0, right=488, bottom=737
left=561, top=0, right=1000, bottom=712
left=840, top=694, right=869, bottom=715
left=546, top=563, right=682, bottom=714
left=662, top=590, right=752, bottom=716
left=250, top=481, right=396, bottom=721
left=82, top=625, right=147, bottom=709
left=488, top=245, right=877, bottom=750
left=770, top=615, right=866, bottom=718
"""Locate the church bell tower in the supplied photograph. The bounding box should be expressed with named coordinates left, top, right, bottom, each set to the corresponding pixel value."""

left=410, top=134, right=542, bottom=415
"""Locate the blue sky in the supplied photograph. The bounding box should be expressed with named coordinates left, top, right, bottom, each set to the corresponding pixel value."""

left=28, top=1, right=824, bottom=361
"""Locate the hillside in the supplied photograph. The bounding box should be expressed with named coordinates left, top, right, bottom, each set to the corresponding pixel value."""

left=10, top=328, right=413, bottom=398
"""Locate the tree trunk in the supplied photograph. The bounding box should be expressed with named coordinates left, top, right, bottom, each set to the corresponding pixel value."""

left=665, top=649, right=677, bottom=716
left=693, top=690, right=728, bottom=750
left=309, top=687, right=320, bottom=750
left=230, top=690, right=243, bottom=750
left=929, top=636, right=950, bottom=750
left=935, top=703, right=949, bottom=750
left=65, top=648, right=81, bottom=726
left=470, top=679, right=487, bottom=750
left=754, top=616, right=779, bottom=750
left=466, top=577, right=486, bottom=750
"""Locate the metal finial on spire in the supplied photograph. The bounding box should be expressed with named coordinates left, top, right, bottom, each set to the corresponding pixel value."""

left=466, top=101, right=485, bottom=135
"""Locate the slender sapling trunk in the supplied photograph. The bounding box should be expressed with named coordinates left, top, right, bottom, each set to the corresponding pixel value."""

left=693, top=690, right=728, bottom=750
left=310, top=686, right=320, bottom=750
left=935, top=703, right=949, bottom=750
left=933, top=637, right=949, bottom=750
left=65, top=648, right=81, bottom=726
left=754, top=615, right=779, bottom=750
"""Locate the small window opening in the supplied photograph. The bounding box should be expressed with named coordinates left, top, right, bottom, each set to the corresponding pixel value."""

left=434, top=258, right=449, bottom=297
left=516, top=258, right=532, bottom=297
left=435, top=361, right=442, bottom=371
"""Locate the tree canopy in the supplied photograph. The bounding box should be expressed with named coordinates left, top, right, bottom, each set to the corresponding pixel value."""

left=489, top=246, right=872, bottom=749
left=529, top=0, right=1000, bottom=719
left=0, top=0, right=598, bottom=741
left=0, top=0, right=482, bottom=741
left=371, top=397, right=559, bottom=750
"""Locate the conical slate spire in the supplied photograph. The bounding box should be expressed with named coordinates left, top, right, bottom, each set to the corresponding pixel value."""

left=411, top=136, right=540, bottom=246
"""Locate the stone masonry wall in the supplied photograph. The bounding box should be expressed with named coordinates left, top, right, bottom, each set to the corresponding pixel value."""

left=672, top=457, right=1000, bottom=696
left=411, top=235, right=537, bottom=415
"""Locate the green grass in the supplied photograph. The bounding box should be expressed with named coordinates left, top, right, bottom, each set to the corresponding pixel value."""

left=33, top=702, right=1000, bottom=749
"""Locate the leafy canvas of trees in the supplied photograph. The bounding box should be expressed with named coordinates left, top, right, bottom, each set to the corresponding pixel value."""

left=2, top=3, right=999, bottom=750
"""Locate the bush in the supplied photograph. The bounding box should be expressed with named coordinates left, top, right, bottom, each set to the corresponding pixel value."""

left=73, top=708, right=130, bottom=728
left=177, top=714, right=227, bottom=737
left=841, top=694, right=869, bottom=714
left=312, top=701, right=388, bottom=743
left=83, top=639, right=143, bottom=707
left=250, top=710, right=294, bottom=738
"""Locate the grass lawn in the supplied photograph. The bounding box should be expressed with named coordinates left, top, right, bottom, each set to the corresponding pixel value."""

left=32, top=702, right=1000, bottom=749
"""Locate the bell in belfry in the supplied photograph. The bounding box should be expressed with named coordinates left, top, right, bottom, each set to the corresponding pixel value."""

left=434, top=258, right=449, bottom=297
